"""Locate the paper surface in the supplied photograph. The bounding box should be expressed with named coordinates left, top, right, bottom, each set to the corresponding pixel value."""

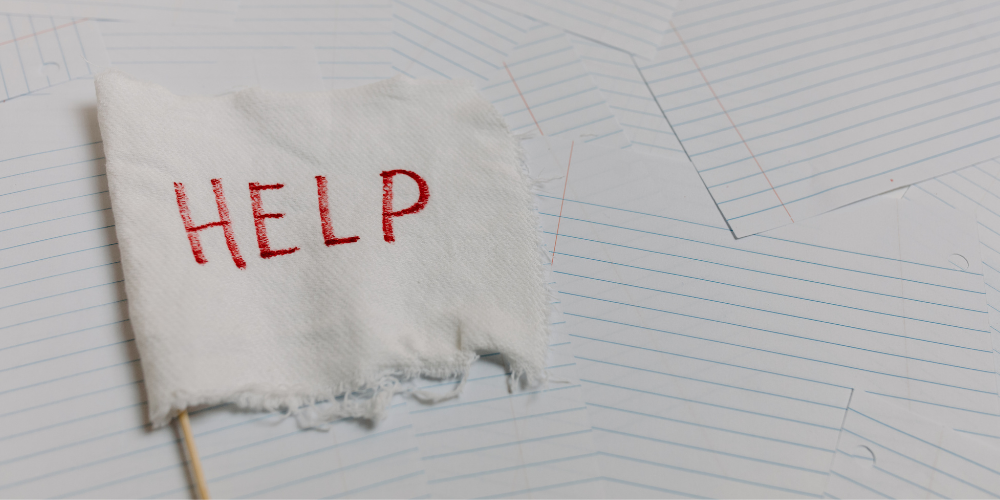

left=232, top=1, right=392, bottom=88
left=391, top=5, right=633, bottom=152
left=479, top=25, right=631, bottom=150
left=526, top=137, right=999, bottom=497
left=0, top=0, right=238, bottom=26
left=640, top=0, right=1000, bottom=237
left=407, top=312, right=604, bottom=498
left=506, top=0, right=676, bottom=60
left=392, top=0, right=532, bottom=84
left=97, top=21, right=324, bottom=95
left=825, top=391, right=1000, bottom=499
left=905, top=157, right=1000, bottom=436
left=570, top=34, right=686, bottom=160
left=0, top=15, right=108, bottom=102
left=6, top=2, right=1000, bottom=497
left=0, top=41, right=607, bottom=497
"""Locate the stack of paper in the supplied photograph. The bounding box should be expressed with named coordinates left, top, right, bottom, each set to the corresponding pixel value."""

left=3, top=0, right=1000, bottom=498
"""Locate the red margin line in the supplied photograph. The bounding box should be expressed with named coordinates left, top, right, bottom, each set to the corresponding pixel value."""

left=0, top=18, right=89, bottom=48
left=550, top=140, right=574, bottom=264
left=504, top=61, right=544, bottom=136
left=670, top=20, right=793, bottom=223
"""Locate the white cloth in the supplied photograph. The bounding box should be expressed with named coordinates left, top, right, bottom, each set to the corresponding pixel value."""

left=94, top=70, right=549, bottom=428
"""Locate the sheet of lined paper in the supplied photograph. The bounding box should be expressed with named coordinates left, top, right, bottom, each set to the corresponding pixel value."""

left=506, top=0, right=676, bottom=59
left=527, top=137, right=1000, bottom=498
left=408, top=311, right=604, bottom=498
left=0, top=15, right=108, bottom=102
left=570, top=34, right=685, bottom=160
left=0, top=0, right=239, bottom=26
left=904, top=157, right=1000, bottom=430
left=479, top=25, right=630, bottom=150
left=391, top=0, right=532, bottom=84
left=641, top=0, right=1000, bottom=237
left=825, top=390, right=1000, bottom=499
left=230, top=0, right=391, bottom=88
left=391, top=5, right=633, bottom=150
left=96, top=21, right=324, bottom=95
left=8, top=2, right=1000, bottom=497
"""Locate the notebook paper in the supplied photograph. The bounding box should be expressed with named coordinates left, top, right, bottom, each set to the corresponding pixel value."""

left=825, top=391, right=1000, bottom=499
left=479, top=25, right=631, bottom=151
left=525, top=137, right=1000, bottom=497
left=391, top=7, right=633, bottom=151
left=407, top=312, right=604, bottom=498
left=99, top=1, right=391, bottom=91
left=904, top=157, right=1000, bottom=432
left=98, top=22, right=324, bottom=95
left=0, top=15, right=108, bottom=102
left=391, top=0, right=533, bottom=84
left=232, top=1, right=391, bottom=88
left=505, top=0, right=676, bottom=60
left=136, top=404, right=428, bottom=499
left=0, top=0, right=238, bottom=27
left=570, top=34, right=685, bottom=160
left=640, top=0, right=1000, bottom=237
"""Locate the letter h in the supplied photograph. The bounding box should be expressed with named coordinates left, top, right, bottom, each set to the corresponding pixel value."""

left=173, top=179, right=247, bottom=269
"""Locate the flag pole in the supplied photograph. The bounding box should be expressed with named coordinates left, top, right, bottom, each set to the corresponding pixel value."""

left=177, top=410, right=211, bottom=499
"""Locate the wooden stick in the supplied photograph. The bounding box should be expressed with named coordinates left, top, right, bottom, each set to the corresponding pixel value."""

left=177, top=410, right=211, bottom=499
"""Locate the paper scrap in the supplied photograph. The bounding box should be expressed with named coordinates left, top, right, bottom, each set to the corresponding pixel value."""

left=825, top=390, right=1000, bottom=499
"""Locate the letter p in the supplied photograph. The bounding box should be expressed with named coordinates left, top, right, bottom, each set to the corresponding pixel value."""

left=381, top=169, right=429, bottom=243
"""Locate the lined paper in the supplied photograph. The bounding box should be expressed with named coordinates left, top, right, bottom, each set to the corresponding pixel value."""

left=0, top=15, right=108, bottom=102
left=0, top=0, right=238, bottom=26
left=526, top=137, right=1000, bottom=497
left=570, top=34, right=685, bottom=160
left=904, top=157, right=1000, bottom=427
left=479, top=25, right=631, bottom=151
left=95, top=1, right=390, bottom=92
left=825, top=390, right=1000, bottom=499
left=391, top=5, right=633, bottom=151
left=9, top=2, right=1000, bottom=496
left=408, top=311, right=604, bottom=498
left=231, top=1, right=391, bottom=88
left=641, top=0, right=1000, bottom=237
left=391, top=0, right=532, bottom=84
left=506, top=0, right=676, bottom=60
left=97, top=21, right=324, bottom=95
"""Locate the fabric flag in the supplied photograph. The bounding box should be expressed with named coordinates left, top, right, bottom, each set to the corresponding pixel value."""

left=94, top=71, right=550, bottom=427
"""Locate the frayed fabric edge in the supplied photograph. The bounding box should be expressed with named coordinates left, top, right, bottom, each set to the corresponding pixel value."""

left=515, top=136, right=560, bottom=338
left=515, top=134, right=574, bottom=393
left=154, top=352, right=550, bottom=430
left=155, top=360, right=468, bottom=429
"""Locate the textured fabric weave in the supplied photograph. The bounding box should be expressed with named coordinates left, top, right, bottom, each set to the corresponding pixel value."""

left=95, top=70, right=549, bottom=428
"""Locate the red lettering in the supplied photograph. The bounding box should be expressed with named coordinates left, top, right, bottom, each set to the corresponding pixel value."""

left=315, top=175, right=360, bottom=246
left=249, top=182, right=300, bottom=259
left=173, top=179, right=246, bottom=269
left=381, top=170, right=429, bottom=243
